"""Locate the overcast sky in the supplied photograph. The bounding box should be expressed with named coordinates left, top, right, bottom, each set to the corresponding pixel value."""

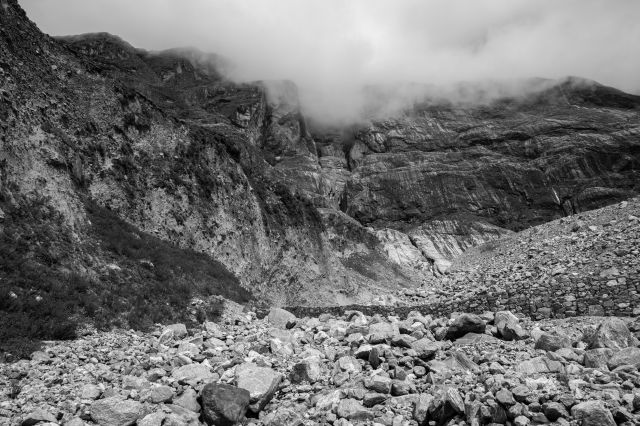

left=21, top=0, right=640, bottom=122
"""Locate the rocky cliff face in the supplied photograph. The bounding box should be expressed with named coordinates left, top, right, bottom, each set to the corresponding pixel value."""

left=1, top=0, right=639, bottom=334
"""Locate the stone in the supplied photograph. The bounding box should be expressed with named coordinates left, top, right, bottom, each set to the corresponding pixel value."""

left=494, top=311, right=528, bottom=341
left=368, top=322, right=399, bottom=343
left=445, top=314, right=485, bottom=340
left=174, top=388, right=200, bottom=413
left=149, top=385, right=174, bottom=404
left=583, top=348, right=614, bottom=369
left=410, top=339, right=443, bottom=360
left=534, top=333, right=572, bottom=352
left=162, top=324, right=188, bottom=341
left=21, top=408, right=57, bottom=426
left=267, top=308, right=296, bottom=329
left=391, top=381, right=411, bottom=396
left=90, top=397, right=144, bottom=426
left=363, top=392, right=388, bottom=407
left=336, top=399, right=374, bottom=421
left=366, top=375, right=392, bottom=394
left=544, top=401, right=569, bottom=421
left=81, top=384, right=102, bottom=400
left=516, top=357, right=565, bottom=375
left=200, top=383, right=250, bottom=426
left=571, top=400, right=616, bottom=426
left=337, top=356, right=362, bottom=373
left=171, top=363, right=215, bottom=385
left=587, top=317, right=639, bottom=350
left=495, top=388, right=515, bottom=406
left=607, top=347, right=640, bottom=369
left=235, top=363, right=283, bottom=412
left=290, top=357, right=322, bottom=383
left=413, top=394, right=435, bottom=425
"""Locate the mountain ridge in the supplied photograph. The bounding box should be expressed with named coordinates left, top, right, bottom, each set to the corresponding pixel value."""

left=1, top=0, right=640, bottom=338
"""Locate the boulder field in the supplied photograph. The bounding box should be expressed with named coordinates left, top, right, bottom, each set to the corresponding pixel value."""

left=3, top=309, right=640, bottom=425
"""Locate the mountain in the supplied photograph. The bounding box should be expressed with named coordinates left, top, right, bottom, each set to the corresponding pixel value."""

left=1, top=0, right=639, bottom=338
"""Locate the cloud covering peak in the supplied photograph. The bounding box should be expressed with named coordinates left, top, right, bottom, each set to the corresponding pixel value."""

left=21, top=0, right=640, bottom=122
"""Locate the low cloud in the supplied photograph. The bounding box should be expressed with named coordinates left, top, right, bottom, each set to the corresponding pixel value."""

left=21, top=0, right=640, bottom=124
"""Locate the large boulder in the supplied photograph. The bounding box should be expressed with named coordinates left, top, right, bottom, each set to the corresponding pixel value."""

left=587, top=318, right=639, bottom=350
left=534, top=333, right=572, bottom=352
left=494, top=311, right=528, bottom=341
left=411, top=339, right=443, bottom=359
left=608, top=347, right=640, bottom=370
left=445, top=314, right=486, bottom=340
left=584, top=348, right=614, bottom=369
left=235, top=363, right=283, bottom=413
left=200, top=383, right=250, bottom=426
left=267, top=308, right=296, bottom=329
left=367, top=321, right=399, bottom=343
left=571, top=400, right=616, bottom=426
left=90, top=397, right=144, bottom=426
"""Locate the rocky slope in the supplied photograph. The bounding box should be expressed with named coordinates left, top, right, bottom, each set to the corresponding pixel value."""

left=3, top=307, right=640, bottom=425
left=1, top=0, right=640, bottom=339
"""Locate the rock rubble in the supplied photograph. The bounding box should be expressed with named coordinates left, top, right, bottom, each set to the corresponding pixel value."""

left=4, top=309, right=640, bottom=425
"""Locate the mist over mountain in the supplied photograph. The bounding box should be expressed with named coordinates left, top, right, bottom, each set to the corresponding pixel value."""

left=21, top=0, right=640, bottom=124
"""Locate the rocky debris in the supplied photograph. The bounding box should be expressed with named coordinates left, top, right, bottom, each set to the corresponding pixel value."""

left=2, top=312, right=640, bottom=426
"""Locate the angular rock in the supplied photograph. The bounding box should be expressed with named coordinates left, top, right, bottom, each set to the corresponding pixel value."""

left=445, top=314, right=485, bottom=340
left=21, top=408, right=57, bottom=426
left=174, top=388, right=200, bottom=413
left=544, top=401, right=569, bottom=421
left=587, top=317, right=639, bottom=350
left=368, top=322, right=399, bottom=343
left=148, top=385, right=174, bottom=404
left=235, top=363, right=283, bottom=413
left=534, top=333, right=572, bottom=352
left=336, top=399, right=374, bottom=421
left=494, top=311, right=528, bottom=341
left=363, top=392, right=387, bottom=408
left=571, top=400, right=616, bottom=426
left=584, top=348, right=614, bottom=369
left=171, top=363, right=215, bottom=385
left=90, top=397, right=144, bottom=426
left=607, top=347, right=640, bottom=369
left=366, top=375, right=392, bottom=394
left=267, top=308, right=296, bottom=329
left=337, top=355, right=362, bottom=373
left=201, top=383, right=250, bottom=426
left=290, top=357, right=322, bottom=384
left=411, top=339, right=443, bottom=360
left=516, top=357, right=565, bottom=375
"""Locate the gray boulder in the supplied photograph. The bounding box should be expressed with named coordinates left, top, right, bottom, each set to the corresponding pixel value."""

left=445, top=314, right=485, bottom=340
left=534, top=333, right=572, bottom=352
left=235, top=363, right=283, bottom=413
left=267, top=308, right=296, bottom=329
left=90, top=397, right=144, bottom=426
left=587, top=317, right=639, bottom=350
left=200, top=383, right=250, bottom=426
left=571, top=400, right=616, bottom=426
left=608, top=347, right=640, bottom=370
